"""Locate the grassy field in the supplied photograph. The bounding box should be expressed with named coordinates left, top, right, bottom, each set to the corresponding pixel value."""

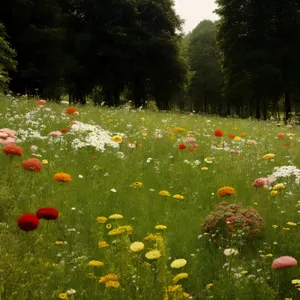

left=0, top=94, right=300, bottom=300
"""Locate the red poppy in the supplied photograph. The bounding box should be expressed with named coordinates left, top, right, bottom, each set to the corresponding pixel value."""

left=17, top=214, right=40, bottom=231
left=64, top=107, right=77, bottom=115
left=178, top=144, right=186, bottom=150
left=214, top=129, right=223, bottom=137
left=36, top=100, right=46, bottom=106
left=277, top=133, right=285, bottom=139
left=22, top=158, right=43, bottom=172
left=36, top=207, right=59, bottom=220
left=283, top=143, right=290, bottom=147
left=3, top=144, right=23, bottom=156
left=227, top=133, right=235, bottom=139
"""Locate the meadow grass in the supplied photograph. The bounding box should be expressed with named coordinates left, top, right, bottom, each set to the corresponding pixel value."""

left=0, top=94, right=300, bottom=300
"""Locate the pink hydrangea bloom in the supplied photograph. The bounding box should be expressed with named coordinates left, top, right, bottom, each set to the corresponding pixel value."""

left=272, top=256, right=298, bottom=269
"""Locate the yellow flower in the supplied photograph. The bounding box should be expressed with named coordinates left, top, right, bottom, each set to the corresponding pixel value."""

left=263, top=153, right=275, bottom=159
left=206, top=283, right=213, bottom=289
left=155, top=225, right=167, bottom=230
left=131, top=181, right=143, bottom=188
left=272, top=225, right=278, bottom=229
left=108, top=225, right=133, bottom=236
left=97, top=216, right=108, bottom=223
left=283, top=227, right=290, bottom=231
left=273, top=183, right=286, bottom=190
left=144, top=233, right=163, bottom=241
left=173, top=127, right=186, bottom=133
left=232, top=127, right=238, bottom=130
left=42, top=159, right=48, bottom=164
left=107, top=119, right=113, bottom=123
left=58, top=293, right=68, bottom=300
left=105, top=280, right=120, bottom=288
left=109, top=214, right=123, bottom=220
left=55, top=241, right=64, bottom=245
left=98, top=241, right=109, bottom=248
left=287, top=222, right=297, bottom=226
left=270, top=190, right=278, bottom=196
left=241, top=270, right=248, bottom=274
left=142, top=132, right=148, bottom=137
left=234, top=136, right=241, bottom=141
left=265, top=254, right=273, bottom=257
left=159, top=190, right=170, bottom=196
left=130, top=241, right=145, bottom=252
left=292, top=279, right=300, bottom=285
left=167, top=285, right=182, bottom=293
left=140, top=117, right=145, bottom=121
left=35, top=154, right=42, bottom=157
left=171, top=259, right=187, bottom=269
left=99, top=274, right=120, bottom=283
left=172, top=273, right=188, bottom=283
left=106, top=223, right=112, bottom=229
left=204, top=157, right=213, bottom=163
left=111, top=135, right=123, bottom=143
left=88, top=260, right=104, bottom=267
left=201, top=167, right=208, bottom=171
left=284, top=298, right=292, bottom=300
left=145, top=250, right=161, bottom=260
left=286, top=133, right=295, bottom=137
left=240, top=132, right=247, bottom=137
left=173, top=194, right=184, bottom=200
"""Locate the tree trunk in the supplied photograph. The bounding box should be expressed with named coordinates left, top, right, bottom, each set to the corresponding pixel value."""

left=227, top=101, right=231, bottom=115
left=255, top=98, right=260, bottom=120
left=204, top=95, right=207, bottom=113
left=284, top=90, right=291, bottom=122
left=262, top=96, right=267, bottom=120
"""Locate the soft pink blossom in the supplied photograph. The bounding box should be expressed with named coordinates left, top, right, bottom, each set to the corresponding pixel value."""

left=0, top=128, right=17, bottom=145
left=49, top=131, right=62, bottom=137
left=252, top=177, right=276, bottom=189
left=184, top=136, right=197, bottom=143
left=272, top=256, right=298, bottom=269
left=286, top=125, right=293, bottom=129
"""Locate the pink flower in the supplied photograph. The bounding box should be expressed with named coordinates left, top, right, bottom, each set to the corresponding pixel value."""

left=49, top=131, right=62, bottom=137
left=252, top=177, right=276, bottom=189
left=0, top=128, right=17, bottom=145
left=286, top=125, right=293, bottom=129
left=230, top=149, right=239, bottom=154
left=184, top=136, right=196, bottom=143
left=272, top=256, right=298, bottom=269
left=193, top=143, right=199, bottom=148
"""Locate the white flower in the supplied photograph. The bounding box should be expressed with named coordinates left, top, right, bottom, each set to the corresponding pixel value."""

left=78, top=175, right=83, bottom=179
left=66, top=289, right=76, bottom=295
left=110, top=188, right=117, bottom=193
left=223, top=248, right=239, bottom=256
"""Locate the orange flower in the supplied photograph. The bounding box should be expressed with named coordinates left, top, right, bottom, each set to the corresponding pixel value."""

left=54, top=173, right=72, bottom=182
left=227, top=134, right=235, bottom=139
left=214, top=129, right=223, bottom=137
left=64, top=107, right=77, bottom=115
left=22, top=158, right=43, bottom=172
left=217, top=186, right=236, bottom=197
left=60, top=128, right=70, bottom=134
left=3, top=144, right=23, bottom=156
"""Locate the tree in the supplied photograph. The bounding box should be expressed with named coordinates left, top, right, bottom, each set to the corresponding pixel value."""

left=0, top=23, right=17, bottom=91
left=187, top=20, right=223, bottom=114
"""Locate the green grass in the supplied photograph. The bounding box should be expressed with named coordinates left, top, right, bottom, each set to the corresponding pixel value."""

left=0, top=94, right=300, bottom=300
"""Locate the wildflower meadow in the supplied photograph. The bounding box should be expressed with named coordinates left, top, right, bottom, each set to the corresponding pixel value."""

left=1, top=94, right=300, bottom=300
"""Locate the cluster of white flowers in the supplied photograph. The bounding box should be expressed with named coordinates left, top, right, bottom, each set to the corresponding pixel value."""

left=269, top=165, right=300, bottom=183
left=70, top=121, right=121, bottom=151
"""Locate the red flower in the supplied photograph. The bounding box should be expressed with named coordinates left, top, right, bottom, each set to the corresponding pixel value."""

left=277, top=133, right=285, bottom=139
left=283, top=143, right=290, bottom=147
left=214, top=129, right=223, bottom=137
left=60, top=128, right=70, bottom=134
left=64, top=107, right=77, bottom=115
left=3, top=144, right=23, bottom=156
left=227, top=133, right=235, bottom=139
left=36, top=207, right=59, bottom=220
left=188, top=147, right=195, bottom=152
left=36, top=100, right=46, bottom=106
left=22, top=158, right=43, bottom=172
left=178, top=144, right=186, bottom=150
left=17, top=214, right=40, bottom=231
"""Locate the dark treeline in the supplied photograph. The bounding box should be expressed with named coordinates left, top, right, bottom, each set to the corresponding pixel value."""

left=1, top=0, right=300, bottom=120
